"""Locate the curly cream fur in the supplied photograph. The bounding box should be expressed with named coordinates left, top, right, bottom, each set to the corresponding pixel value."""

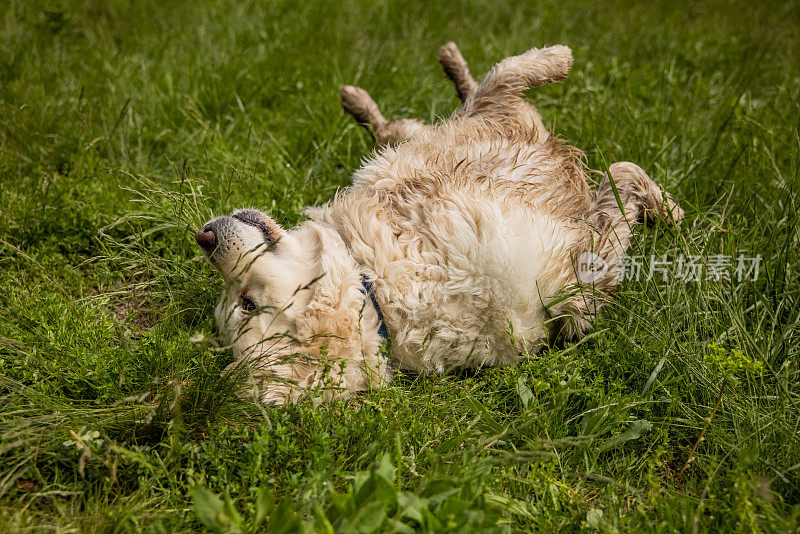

left=199, top=43, right=683, bottom=404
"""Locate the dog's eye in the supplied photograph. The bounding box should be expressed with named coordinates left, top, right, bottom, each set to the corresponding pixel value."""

left=240, top=296, right=257, bottom=313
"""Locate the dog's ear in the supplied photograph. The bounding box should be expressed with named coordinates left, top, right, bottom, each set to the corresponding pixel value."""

left=294, top=224, right=379, bottom=346
left=230, top=209, right=286, bottom=243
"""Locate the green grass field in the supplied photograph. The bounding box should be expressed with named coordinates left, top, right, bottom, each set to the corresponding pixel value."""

left=1, top=0, right=799, bottom=531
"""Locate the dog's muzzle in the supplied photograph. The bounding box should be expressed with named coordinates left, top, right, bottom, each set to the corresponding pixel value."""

left=195, top=224, right=217, bottom=252
left=195, top=209, right=278, bottom=273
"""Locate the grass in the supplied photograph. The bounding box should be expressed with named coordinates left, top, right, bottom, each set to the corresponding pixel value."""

left=1, top=0, right=799, bottom=531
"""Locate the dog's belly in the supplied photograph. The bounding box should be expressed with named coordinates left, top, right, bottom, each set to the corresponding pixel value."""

left=310, top=129, right=590, bottom=374
left=362, top=196, right=581, bottom=373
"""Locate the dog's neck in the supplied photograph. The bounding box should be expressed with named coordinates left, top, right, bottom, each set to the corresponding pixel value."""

left=359, top=275, right=388, bottom=339
left=293, top=221, right=387, bottom=351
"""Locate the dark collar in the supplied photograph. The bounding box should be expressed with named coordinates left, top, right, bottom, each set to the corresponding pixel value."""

left=360, top=275, right=388, bottom=340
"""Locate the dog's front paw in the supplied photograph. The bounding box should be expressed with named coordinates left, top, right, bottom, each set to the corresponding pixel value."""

left=644, top=193, right=683, bottom=227
left=664, top=195, right=684, bottom=226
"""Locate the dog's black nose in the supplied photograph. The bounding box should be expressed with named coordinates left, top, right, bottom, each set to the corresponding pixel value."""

left=195, top=224, right=216, bottom=251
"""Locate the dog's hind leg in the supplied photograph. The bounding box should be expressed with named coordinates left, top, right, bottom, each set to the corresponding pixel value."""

left=464, top=45, right=573, bottom=114
left=340, top=85, right=434, bottom=148
left=464, top=45, right=572, bottom=113
left=460, top=45, right=572, bottom=140
left=553, top=162, right=683, bottom=337
left=438, top=42, right=478, bottom=102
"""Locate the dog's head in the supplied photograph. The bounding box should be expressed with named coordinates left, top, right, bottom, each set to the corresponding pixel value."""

left=196, top=209, right=388, bottom=404
left=196, top=209, right=318, bottom=349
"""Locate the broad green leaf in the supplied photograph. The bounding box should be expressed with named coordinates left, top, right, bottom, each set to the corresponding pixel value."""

left=597, top=419, right=653, bottom=453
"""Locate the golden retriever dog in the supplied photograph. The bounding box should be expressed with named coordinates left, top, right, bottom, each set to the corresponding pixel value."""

left=196, top=43, right=683, bottom=405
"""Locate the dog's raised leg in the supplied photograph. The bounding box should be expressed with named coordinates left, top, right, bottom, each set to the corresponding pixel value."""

left=459, top=45, right=573, bottom=141
left=342, top=42, right=475, bottom=147
left=340, top=85, right=433, bottom=148
left=464, top=45, right=573, bottom=114
left=554, top=162, right=683, bottom=337
left=438, top=42, right=478, bottom=102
